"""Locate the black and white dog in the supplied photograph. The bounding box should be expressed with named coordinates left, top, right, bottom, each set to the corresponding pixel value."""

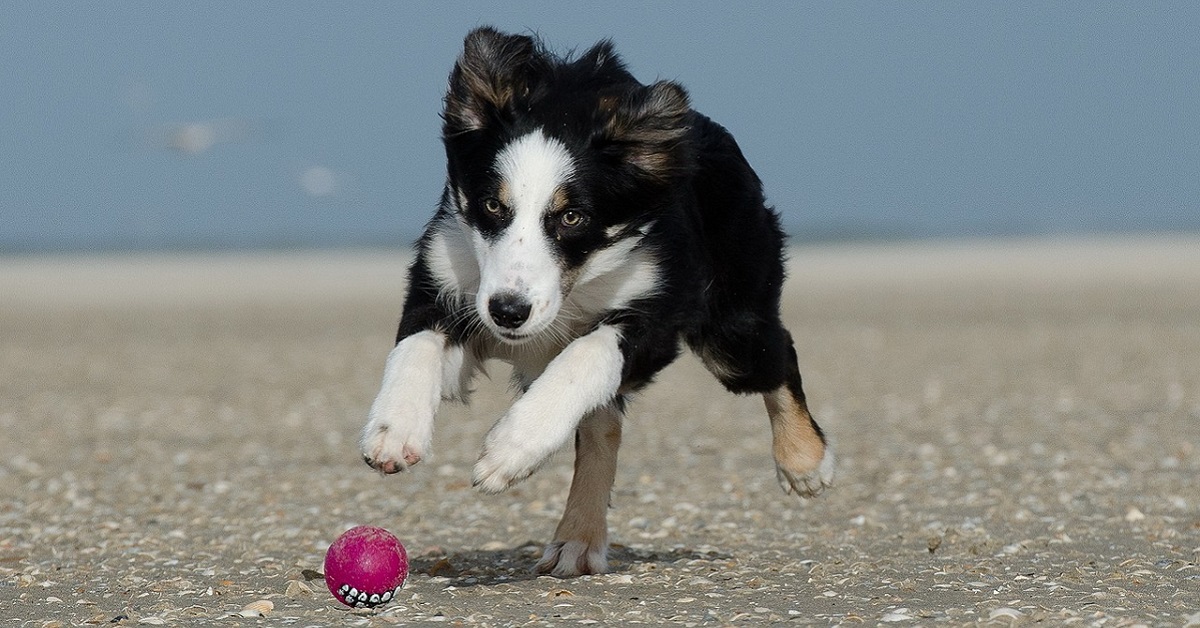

left=361, top=27, right=833, bottom=577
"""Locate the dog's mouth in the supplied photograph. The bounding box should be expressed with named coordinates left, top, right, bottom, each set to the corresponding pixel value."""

left=493, top=328, right=532, bottom=344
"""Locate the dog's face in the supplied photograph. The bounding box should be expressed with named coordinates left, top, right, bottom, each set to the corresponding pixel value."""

left=437, top=28, right=693, bottom=344
left=457, top=131, right=586, bottom=342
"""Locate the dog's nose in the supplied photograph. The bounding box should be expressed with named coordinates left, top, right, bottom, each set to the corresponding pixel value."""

left=487, top=293, right=532, bottom=330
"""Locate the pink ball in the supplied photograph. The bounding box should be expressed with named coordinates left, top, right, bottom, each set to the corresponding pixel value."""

left=324, top=525, right=408, bottom=608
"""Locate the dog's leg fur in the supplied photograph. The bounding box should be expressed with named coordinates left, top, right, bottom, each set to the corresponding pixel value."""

left=361, top=330, right=462, bottom=473
left=764, top=355, right=834, bottom=497
left=535, top=402, right=622, bottom=577
left=695, top=321, right=834, bottom=497
left=473, top=325, right=624, bottom=494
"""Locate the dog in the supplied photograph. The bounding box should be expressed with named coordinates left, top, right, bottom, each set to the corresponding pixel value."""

left=360, top=27, right=833, bottom=577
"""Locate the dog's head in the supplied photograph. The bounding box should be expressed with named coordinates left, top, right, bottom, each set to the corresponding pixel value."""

left=438, top=27, right=692, bottom=343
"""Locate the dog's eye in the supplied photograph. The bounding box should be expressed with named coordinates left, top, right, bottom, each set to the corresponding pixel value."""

left=483, top=197, right=504, bottom=215
left=559, top=210, right=585, bottom=228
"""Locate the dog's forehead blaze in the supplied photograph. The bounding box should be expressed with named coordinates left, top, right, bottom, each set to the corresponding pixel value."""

left=494, top=131, right=575, bottom=215
left=495, top=180, right=569, bottom=216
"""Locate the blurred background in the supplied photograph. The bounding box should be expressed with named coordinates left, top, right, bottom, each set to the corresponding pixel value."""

left=3, top=2, right=1198, bottom=254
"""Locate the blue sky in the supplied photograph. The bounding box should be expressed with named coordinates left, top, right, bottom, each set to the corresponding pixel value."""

left=2, top=2, right=1198, bottom=251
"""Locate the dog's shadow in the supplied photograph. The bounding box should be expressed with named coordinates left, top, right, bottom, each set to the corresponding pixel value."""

left=409, top=543, right=733, bottom=587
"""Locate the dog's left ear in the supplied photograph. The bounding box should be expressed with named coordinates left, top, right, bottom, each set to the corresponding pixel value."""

left=598, top=81, right=693, bottom=182
left=443, top=27, right=539, bottom=133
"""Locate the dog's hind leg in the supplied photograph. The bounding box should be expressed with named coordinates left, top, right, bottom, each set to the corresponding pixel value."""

left=535, top=402, right=623, bottom=577
left=764, top=343, right=834, bottom=497
left=696, top=324, right=833, bottom=497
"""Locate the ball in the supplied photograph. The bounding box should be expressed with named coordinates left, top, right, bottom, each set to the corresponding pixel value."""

left=323, top=525, right=408, bottom=608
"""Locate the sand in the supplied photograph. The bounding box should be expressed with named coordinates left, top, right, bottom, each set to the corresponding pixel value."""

left=2, top=236, right=1198, bottom=626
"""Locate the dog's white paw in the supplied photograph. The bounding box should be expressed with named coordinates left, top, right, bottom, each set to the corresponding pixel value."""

left=471, top=439, right=548, bottom=494
left=361, top=331, right=446, bottom=474
left=776, top=446, right=835, bottom=498
left=360, top=415, right=431, bottom=475
left=535, top=540, right=609, bottom=577
left=471, top=403, right=568, bottom=492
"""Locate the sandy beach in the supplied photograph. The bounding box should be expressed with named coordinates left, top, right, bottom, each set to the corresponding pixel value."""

left=2, top=236, right=1198, bottom=626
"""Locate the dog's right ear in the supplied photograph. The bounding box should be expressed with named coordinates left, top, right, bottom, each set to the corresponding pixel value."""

left=443, top=27, right=538, bottom=133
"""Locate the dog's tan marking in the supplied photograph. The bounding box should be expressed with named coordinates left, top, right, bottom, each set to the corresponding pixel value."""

left=496, top=180, right=511, bottom=209
left=763, top=385, right=832, bottom=497
left=551, top=186, right=570, bottom=214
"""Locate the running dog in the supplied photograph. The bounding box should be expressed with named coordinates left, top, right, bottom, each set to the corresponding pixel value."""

left=360, top=27, right=833, bottom=577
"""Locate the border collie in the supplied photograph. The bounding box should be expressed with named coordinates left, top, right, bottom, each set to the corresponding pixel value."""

left=360, top=27, right=833, bottom=577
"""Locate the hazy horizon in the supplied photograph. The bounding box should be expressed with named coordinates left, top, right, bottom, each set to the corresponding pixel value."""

left=4, top=3, right=1198, bottom=253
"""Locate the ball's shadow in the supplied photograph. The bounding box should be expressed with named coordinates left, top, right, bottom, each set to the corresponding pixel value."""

left=409, top=543, right=733, bottom=587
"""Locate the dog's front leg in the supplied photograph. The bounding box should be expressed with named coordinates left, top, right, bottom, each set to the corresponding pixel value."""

left=535, top=402, right=623, bottom=577
left=472, top=325, right=624, bottom=494
left=361, top=330, right=457, bottom=473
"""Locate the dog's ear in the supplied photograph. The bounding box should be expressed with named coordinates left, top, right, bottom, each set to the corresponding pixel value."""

left=579, top=39, right=623, bottom=74
left=443, top=27, right=538, bottom=133
left=598, top=80, right=692, bottom=181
